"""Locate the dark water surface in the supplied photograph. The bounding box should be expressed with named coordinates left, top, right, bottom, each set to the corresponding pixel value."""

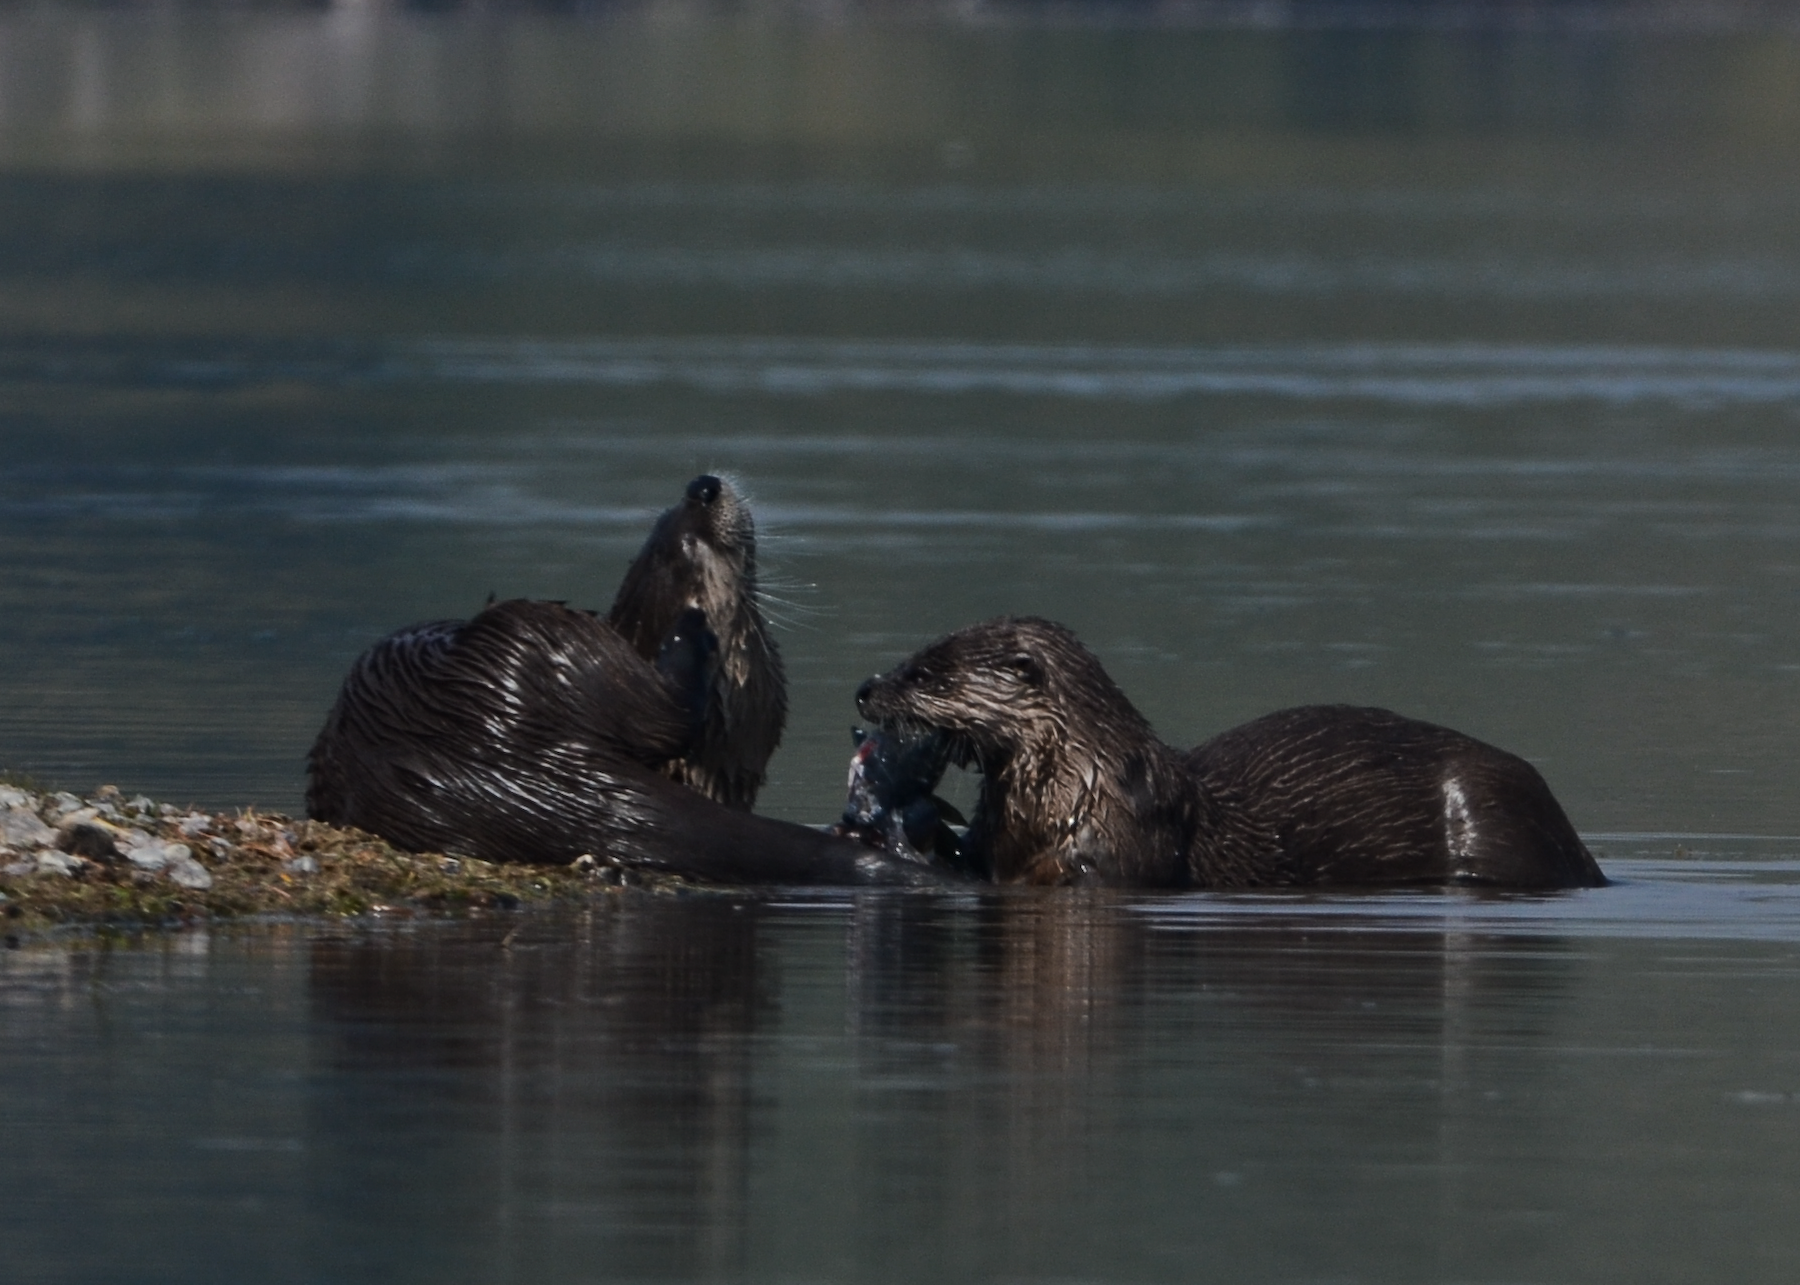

left=11, top=861, right=1800, bottom=1284
left=7, top=6, right=1800, bottom=1280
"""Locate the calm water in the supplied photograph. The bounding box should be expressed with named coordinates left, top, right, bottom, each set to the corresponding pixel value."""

left=7, top=6, right=1800, bottom=1280
left=12, top=865, right=1800, bottom=1284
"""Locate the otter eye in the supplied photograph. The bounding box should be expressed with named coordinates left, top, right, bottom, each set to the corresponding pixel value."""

left=1004, top=653, right=1045, bottom=686
left=899, top=662, right=941, bottom=689
left=686, top=475, right=722, bottom=506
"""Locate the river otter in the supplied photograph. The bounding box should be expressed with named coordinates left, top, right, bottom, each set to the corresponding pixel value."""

left=852, top=616, right=1605, bottom=890
left=309, top=474, right=775, bottom=817
left=306, top=476, right=939, bottom=884
left=606, top=474, right=785, bottom=809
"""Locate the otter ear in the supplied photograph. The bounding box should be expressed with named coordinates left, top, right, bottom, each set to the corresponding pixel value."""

left=1005, top=652, right=1045, bottom=686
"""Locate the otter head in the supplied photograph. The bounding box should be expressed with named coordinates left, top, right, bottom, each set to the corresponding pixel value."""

left=609, top=474, right=785, bottom=809
left=857, top=618, right=1062, bottom=771
left=609, top=474, right=760, bottom=647
left=855, top=617, right=1165, bottom=881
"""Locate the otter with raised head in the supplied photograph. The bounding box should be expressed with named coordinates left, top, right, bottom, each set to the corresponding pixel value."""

left=606, top=474, right=785, bottom=809
left=852, top=616, right=1605, bottom=890
left=307, top=476, right=938, bottom=885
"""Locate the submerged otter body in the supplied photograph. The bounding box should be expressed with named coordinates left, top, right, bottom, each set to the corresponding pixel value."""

left=307, top=476, right=937, bottom=885
left=1186, top=704, right=1603, bottom=888
left=853, top=616, right=1604, bottom=890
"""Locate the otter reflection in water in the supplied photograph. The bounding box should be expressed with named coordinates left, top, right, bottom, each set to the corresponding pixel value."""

left=848, top=616, right=1604, bottom=890
left=307, top=475, right=936, bottom=884
left=298, top=897, right=1587, bottom=1281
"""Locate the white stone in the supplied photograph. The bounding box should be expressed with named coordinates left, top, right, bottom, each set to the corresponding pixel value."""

left=1, top=807, right=56, bottom=849
left=35, top=851, right=82, bottom=877
left=125, top=837, right=179, bottom=871
left=167, top=853, right=213, bottom=890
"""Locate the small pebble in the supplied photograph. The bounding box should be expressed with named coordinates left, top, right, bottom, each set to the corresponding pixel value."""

left=126, top=838, right=188, bottom=872
left=35, top=851, right=83, bottom=877
left=127, top=796, right=156, bottom=815
left=167, top=854, right=213, bottom=890
left=178, top=813, right=211, bottom=837
left=284, top=855, right=319, bottom=876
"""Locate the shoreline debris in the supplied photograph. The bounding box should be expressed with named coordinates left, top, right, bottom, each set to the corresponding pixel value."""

left=0, top=781, right=671, bottom=934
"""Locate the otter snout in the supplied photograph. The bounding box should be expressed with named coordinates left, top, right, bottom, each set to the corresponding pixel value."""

left=855, top=673, right=908, bottom=724
left=686, top=475, right=723, bottom=506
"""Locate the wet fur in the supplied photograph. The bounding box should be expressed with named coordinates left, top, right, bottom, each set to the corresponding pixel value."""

left=308, top=599, right=693, bottom=864
left=855, top=616, right=1605, bottom=890
left=607, top=474, right=785, bottom=809
left=306, top=478, right=936, bottom=884
left=310, top=474, right=776, bottom=830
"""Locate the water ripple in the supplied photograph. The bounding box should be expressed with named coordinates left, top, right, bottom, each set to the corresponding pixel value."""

left=1135, top=856, right=1800, bottom=943
left=409, top=337, right=1800, bottom=407
left=11, top=337, right=1800, bottom=408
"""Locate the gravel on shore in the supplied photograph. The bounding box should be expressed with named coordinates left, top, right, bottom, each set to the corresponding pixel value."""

left=0, top=781, right=670, bottom=932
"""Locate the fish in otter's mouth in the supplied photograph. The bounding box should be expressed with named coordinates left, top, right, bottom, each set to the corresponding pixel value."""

left=830, top=725, right=968, bottom=869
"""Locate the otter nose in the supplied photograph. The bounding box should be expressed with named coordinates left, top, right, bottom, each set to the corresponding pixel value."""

left=855, top=676, right=875, bottom=714
left=686, top=475, right=722, bottom=506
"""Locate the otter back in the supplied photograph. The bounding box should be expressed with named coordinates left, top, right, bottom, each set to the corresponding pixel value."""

left=306, top=600, right=694, bottom=862
left=1187, top=705, right=1605, bottom=889
left=306, top=599, right=948, bottom=885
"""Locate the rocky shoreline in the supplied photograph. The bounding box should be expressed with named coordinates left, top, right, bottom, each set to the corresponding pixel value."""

left=0, top=782, right=669, bottom=934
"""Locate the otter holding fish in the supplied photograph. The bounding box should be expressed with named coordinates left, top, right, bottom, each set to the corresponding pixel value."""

left=847, top=616, right=1604, bottom=890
